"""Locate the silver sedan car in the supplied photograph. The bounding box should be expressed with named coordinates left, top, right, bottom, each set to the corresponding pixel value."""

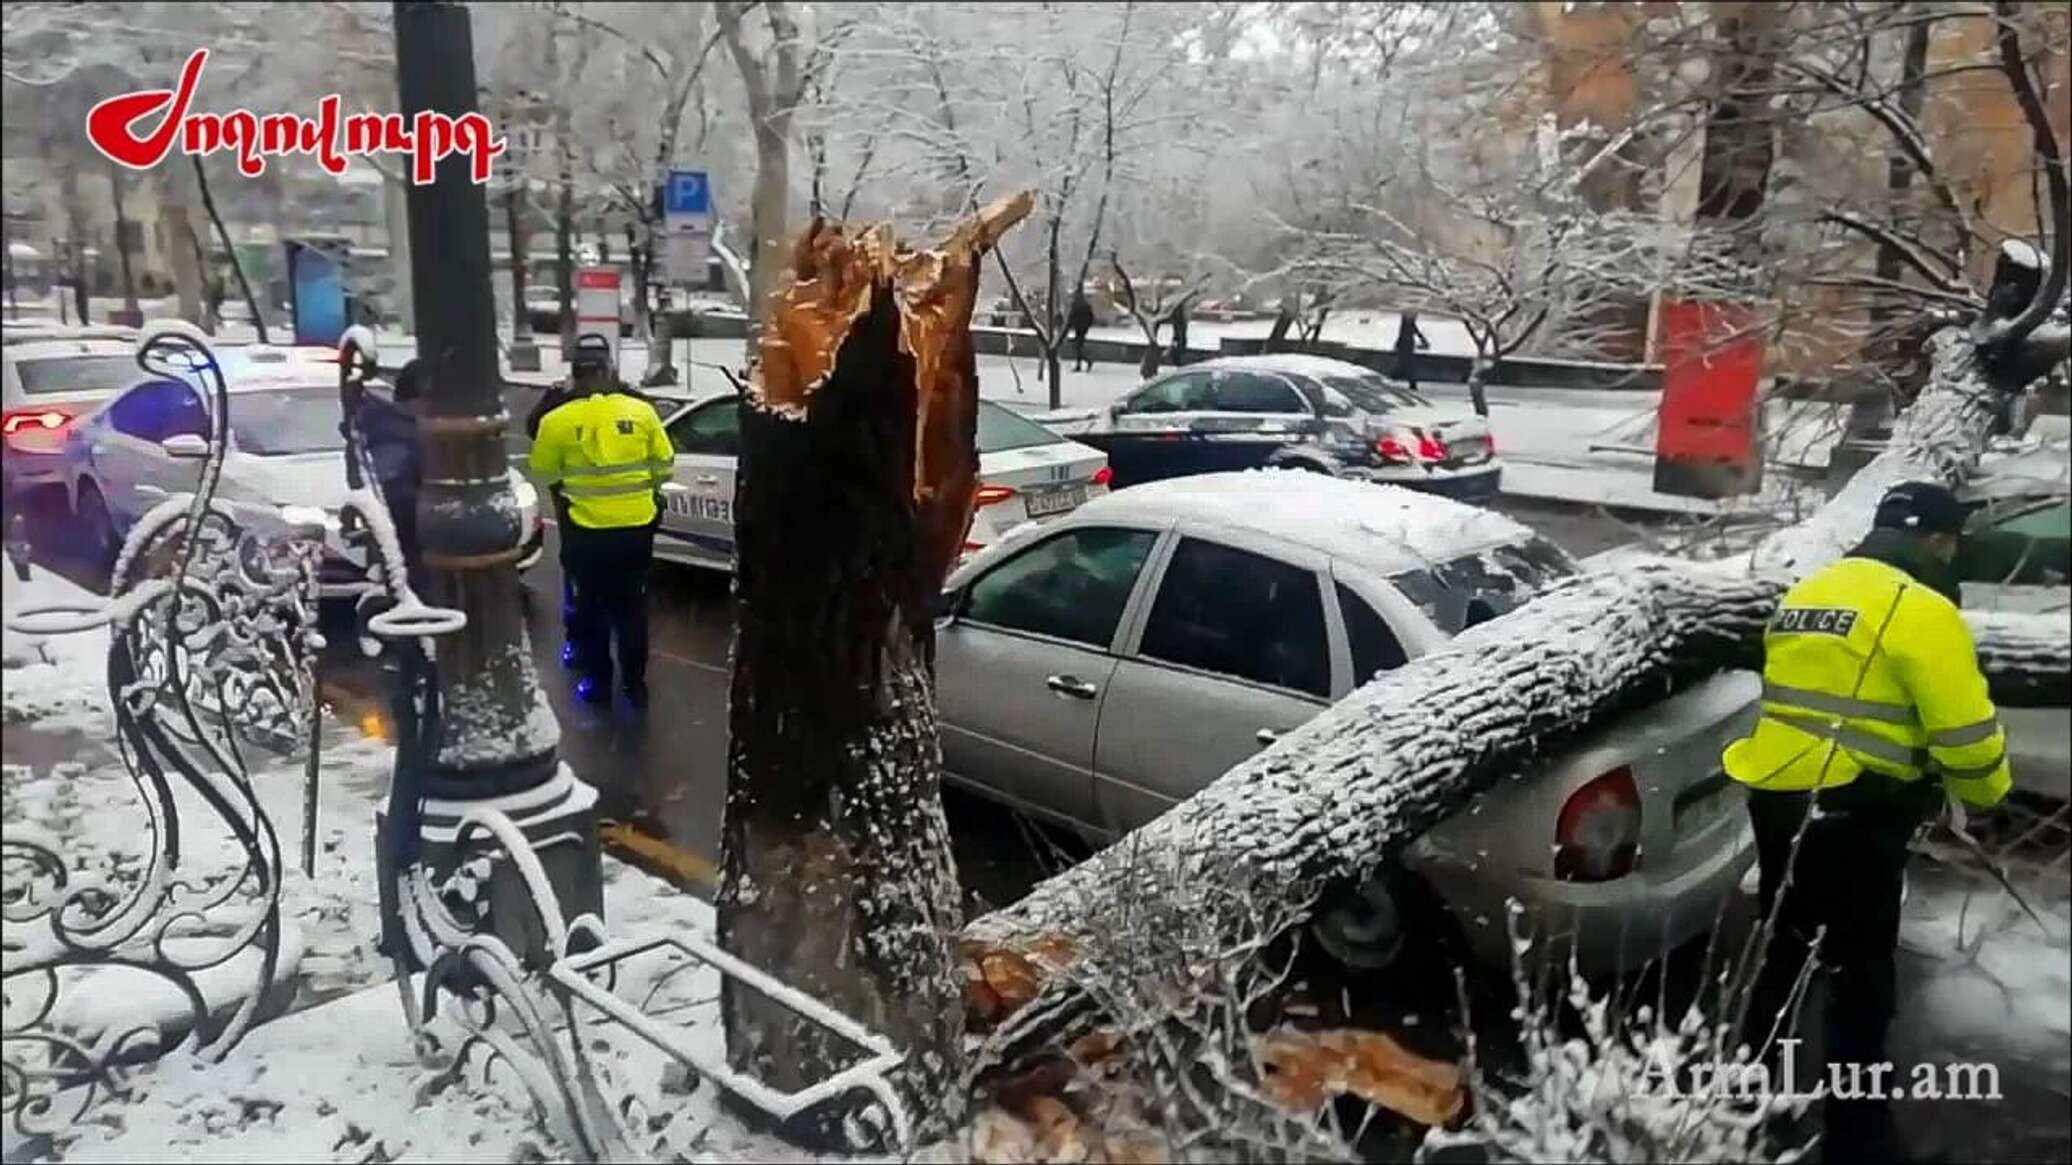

left=933, top=470, right=1757, bottom=973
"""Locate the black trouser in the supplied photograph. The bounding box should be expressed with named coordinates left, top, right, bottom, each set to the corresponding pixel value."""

left=1071, top=331, right=1091, bottom=370
left=562, top=522, right=654, bottom=693
left=1743, top=782, right=1934, bottom=1160
left=1396, top=350, right=1419, bottom=392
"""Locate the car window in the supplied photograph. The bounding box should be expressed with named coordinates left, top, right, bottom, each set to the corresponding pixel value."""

left=106, top=379, right=209, bottom=443
left=1386, top=567, right=1463, bottom=633
left=1323, top=374, right=1431, bottom=413
left=1390, top=537, right=1577, bottom=632
left=976, top=400, right=1065, bottom=453
left=1960, top=497, right=2070, bottom=585
left=667, top=396, right=740, bottom=457
left=15, top=354, right=138, bottom=396
left=1139, top=537, right=1330, bottom=697
left=963, top=526, right=1157, bottom=648
left=1337, top=583, right=1408, bottom=682
left=1211, top=371, right=1305, bottom=414
left=230, top=388, right=346, bottom=456
left=1124, top=372, right=1214, bottom=414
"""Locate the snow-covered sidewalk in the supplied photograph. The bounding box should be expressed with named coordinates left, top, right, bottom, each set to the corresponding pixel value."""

left=2, top=566, right=804, bottom=1163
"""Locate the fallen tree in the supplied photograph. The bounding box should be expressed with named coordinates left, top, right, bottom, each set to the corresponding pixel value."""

left=956, top=327, right=2068, bottom=1123
left=718, top=191, right=1034, bottom=1147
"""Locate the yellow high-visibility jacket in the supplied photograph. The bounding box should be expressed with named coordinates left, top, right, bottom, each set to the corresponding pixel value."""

left=528, top=391, right=675, bottom=530
left=1723, top=556, right=2010, bottom=808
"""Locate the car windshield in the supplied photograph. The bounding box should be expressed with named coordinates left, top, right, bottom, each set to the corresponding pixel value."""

left=15, top=353, right=138, bottom=396
left=228, top=387, right=348, bottom=456
left=1388, top=537, right=1578, bottom=633
left=1322, top=374, right=1431, bottom=413
left=977, top=401, right=1065, bottom=453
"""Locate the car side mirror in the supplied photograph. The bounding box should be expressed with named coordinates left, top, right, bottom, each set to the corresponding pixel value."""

left=161, top=433, right=210, bottom=459
left=931, top=587, right=961, bottom=623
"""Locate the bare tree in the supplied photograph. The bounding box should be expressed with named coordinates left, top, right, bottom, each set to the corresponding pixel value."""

left=716, top=0, right=811, bottom=349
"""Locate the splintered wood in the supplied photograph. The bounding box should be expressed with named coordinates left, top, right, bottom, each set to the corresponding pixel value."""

left=1254, top=1027, right=1464, bottom=1128
left=750, top=191, right=1035, bottom=586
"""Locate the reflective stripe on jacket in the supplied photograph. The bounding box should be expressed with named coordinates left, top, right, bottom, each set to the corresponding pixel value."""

left=527, top=391, right=674, bottom=530
left=1722, top=555, right=2010, bottom=808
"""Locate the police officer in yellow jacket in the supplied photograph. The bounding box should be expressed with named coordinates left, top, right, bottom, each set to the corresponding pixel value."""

left=1726, top=480, right=2008, bottom=1161
left=528, top=336, right=675, bottom=708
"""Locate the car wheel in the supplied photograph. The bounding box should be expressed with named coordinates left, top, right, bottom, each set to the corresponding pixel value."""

left=75, top=481, right=119, bottom=575
left=1310, top=865, right=1462, bottom=976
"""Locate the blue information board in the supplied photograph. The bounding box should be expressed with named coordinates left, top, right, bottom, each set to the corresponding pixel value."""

left=664, top=170, right=711, bottom=218
left=286, top=241, right=346, bottom=347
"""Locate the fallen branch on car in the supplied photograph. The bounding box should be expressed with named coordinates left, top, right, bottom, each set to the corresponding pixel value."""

left=954, top=326, right=2061, bottom=1128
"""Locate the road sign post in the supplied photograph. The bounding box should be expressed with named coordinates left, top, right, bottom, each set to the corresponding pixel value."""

left=574, top=266, right=622, bottom=372
left=661, top=168, right=713, bottom=288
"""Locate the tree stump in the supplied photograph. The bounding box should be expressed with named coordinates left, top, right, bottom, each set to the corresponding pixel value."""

left=719, top=193, right=1032, bottom=1147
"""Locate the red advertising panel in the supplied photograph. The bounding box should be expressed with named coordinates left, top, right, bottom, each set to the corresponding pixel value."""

left=1652, top=299, right=1764, bottom=499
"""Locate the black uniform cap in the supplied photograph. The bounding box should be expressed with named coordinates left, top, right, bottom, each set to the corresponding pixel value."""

left=1873, top=481, right=1968, bottom=535
left=571, top=333, right=613, bottom=373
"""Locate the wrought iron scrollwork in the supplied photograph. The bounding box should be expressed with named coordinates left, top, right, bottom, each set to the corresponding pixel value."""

left=3, top=322, right=318, bottom=1142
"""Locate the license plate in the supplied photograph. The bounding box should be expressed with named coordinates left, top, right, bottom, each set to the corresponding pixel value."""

left=1673, top=772, right=1735, bottom=836
left=1024, top=485, right=1086, bottom=517
left=665, top=493, right=732, bottom=523
left=1191, top=416, right=1259, bottom=433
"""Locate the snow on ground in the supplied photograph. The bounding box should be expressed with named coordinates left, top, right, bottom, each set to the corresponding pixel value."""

left=1896, top=860, right=2072, bottom=1076
left=3, top=568, right=114, bottom=731
left=0, top=572, right=814, bottom=1163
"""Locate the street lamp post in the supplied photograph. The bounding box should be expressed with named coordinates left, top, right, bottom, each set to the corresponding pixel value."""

left=380, top=0, right=602, bottom=965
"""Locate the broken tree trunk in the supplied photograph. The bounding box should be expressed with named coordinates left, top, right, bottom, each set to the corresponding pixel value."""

left=719, top=192, right=1033, bottom=1148
left=958, top=325, right=2064, bottom=1086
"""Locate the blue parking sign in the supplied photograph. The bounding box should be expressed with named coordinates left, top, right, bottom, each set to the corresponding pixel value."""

left=665, top=169, right=711, bottom=218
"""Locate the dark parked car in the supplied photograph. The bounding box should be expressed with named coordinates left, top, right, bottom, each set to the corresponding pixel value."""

left=1033, top=354, right=1501, bottom=501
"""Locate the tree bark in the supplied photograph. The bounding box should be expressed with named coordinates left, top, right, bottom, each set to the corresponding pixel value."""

left=745, top=128, right=791, bottom=345
left=555, top=162, right=575, bottom=355
left=505, top=184, right=528, bottom=337
left=194, top=158, right=266, bottom=344
left=108, top=163, right=139, bottom=315
left=958, top=326, right=2060, bottom=1063
left=159, top=168, right=205, bottom=327
left=720, top=193, right=1033, bottom=1148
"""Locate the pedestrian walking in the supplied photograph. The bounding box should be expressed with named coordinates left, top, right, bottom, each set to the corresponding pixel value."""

left=360, top=359, right=426, bottom=594
left=1723, top=481, right=2009, bottom=1163
left=1067, top=291, right=1096, bottom=372
left=528, top=333, right=674, bottom=709
left=1393, top=310, right=1430, bottom=392
left=1166, top=296, right=1192, bottom=367
left=1265, top=298, right=1296, bottom=352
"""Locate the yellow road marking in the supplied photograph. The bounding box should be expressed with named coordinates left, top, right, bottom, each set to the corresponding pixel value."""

left=599, top=821, right=719, bottom=889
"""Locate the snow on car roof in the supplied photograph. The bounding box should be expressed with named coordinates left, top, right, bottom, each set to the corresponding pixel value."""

left=1193, top=353, right=1389, bottom=382
left=1073, top=469, right=1534, bottom=573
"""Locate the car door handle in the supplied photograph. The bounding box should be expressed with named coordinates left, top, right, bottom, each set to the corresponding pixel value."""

left=136, top=484, right=168, bottom=498
left=1256, top=728, right=1282, bottom=745
left=1045, top=674, right=1099, bottom=700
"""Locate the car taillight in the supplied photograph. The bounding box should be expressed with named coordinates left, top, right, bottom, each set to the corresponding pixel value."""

left=2, top=408, right=74, bottom=437
left=1090, top=465, right=1114, bottom=488
left=1416, top=433, right=1449, bottom=462
left=1553, top=766, right=1641, bottom=882
left=1374, top=435, right=1413, bottom=463
left=973, top=484, right=1018, bottom=508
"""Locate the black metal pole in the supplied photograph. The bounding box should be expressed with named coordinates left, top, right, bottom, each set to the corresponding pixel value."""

left=388, top=0, right=602, bottom=961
